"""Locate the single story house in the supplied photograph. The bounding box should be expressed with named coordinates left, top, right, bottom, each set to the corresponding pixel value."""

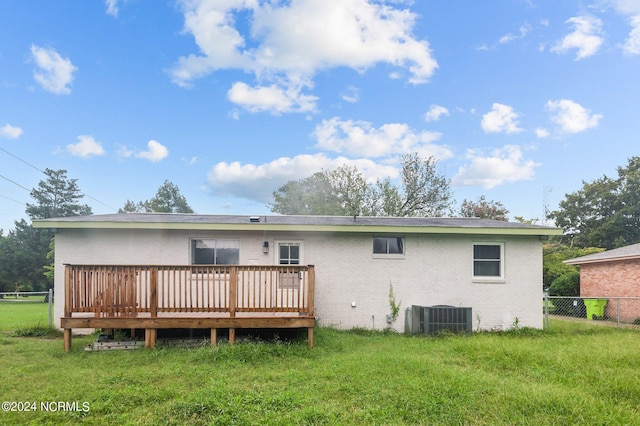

left=34, top=213, right=561, bottom=349
left=564, top=242, right=640, bottom=322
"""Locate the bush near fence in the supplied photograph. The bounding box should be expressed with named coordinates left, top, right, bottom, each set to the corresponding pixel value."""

left=545, top=295, right=640, bottom=326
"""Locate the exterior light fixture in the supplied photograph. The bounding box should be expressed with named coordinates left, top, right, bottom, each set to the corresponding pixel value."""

left=262, top=241, right=269, bottom=254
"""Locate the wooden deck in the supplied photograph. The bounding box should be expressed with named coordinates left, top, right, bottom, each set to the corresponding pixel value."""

left=61, top=264, right=316, bottom=350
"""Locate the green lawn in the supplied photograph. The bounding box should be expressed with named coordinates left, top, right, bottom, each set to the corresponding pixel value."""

left=1, top=311, right=639, bottom=425
left=0, top=300, right=51, bottom=330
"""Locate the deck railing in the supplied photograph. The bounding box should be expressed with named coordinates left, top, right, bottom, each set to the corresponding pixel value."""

left=64, top=264, right=315, bottom=318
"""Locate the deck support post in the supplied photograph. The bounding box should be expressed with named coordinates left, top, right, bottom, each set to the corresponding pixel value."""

left=145, top=329, right=157, bottom=349
left=210, top=328, right=217, bottom=347
left=229, top=328, right=235, bottom=345
left=63, top=329, right=72, bottom=352
left=307, top=327, right=314, bottom=348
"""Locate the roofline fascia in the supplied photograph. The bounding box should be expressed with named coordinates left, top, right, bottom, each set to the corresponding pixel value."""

left=33, top=220, right=563, bottom=236
left=564, top=255, right=640, bottom=265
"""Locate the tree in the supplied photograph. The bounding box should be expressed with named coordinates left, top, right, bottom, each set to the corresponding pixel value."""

left=459, top=195, right=509, bottom=221
left=120, top=180, right=194, bottom=213
left=270, top=153, right=454, bottom=217
left=386, top=153, right=453, bottom=217
left=270, top=172, right=342, bottom=215
left=326, top=165, right=372, bottom=216
left=0, top=169, right=91, bottom=292
left=26, top=168, right=92, bottom=220
left=542, top=243, right=604, bottom=288
left=0, top=219, right=52, bottom=291
left=549, top=157, right=640, bottom=249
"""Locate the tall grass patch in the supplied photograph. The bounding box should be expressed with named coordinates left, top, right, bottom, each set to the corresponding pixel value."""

left=0, top=322, right=639, bottom=424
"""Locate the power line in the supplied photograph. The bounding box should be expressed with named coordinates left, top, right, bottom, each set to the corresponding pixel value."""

left=0, top=147, right=117, bottom=212
left=0, top=194, right=26, bottom=205
left=0, top=147, right=45, bottom=173
left=0, top=173, right=32, bottom=193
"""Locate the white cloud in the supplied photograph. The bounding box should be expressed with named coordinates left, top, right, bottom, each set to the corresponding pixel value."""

left=0, top=124, right=23, bottom=139
left=608, top=0, right=640, bottom=15
left=341, top=86, right=360, bottom=103
left=136, top=140, right=169, bottom=162
left=623, top=15, right=640, bottom=55
left=546, top=99, right=602, bottom=133
left=105, top=0, right=119, bottom=16
left=499, top=24, right=531, bottom=44
left=551, top=16, right=604, bottom=60
left=116, top=144, right=133, bottom=159
left=424, top=104, right=449, bottom=122
left=66, top=135, right=105, bottom=158
left=535, top=128, right=550, bottom=138
left=170, top=0, right=437, bottom=111
left=207, top=153, right=398, bottom=203
left=453, top=145, right=540, bottom=189
left=227, top=81, right=318, bottom=114
left=481, top=103, right=523, bottom=134
left=313, top=117, right=451, bottom=159
left=30, top=45, right=77, bottom=95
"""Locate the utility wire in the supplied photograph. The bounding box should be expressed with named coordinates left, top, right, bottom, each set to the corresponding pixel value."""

left=0, top=147, right=45, bottom=173
left=0, top=147, right=118, bottom=212
left=0, top=173, right=32, bottom=193
left=0, top=194, right=26, bottom=205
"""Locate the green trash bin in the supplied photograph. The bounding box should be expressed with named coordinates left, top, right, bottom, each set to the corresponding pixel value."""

left=583, top=299, right=607, bottom=320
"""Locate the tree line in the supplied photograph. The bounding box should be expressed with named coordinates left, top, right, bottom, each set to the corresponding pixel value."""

left=2, top=154, right=639, bottom=296
left=0, top=173, right=193, bottom=292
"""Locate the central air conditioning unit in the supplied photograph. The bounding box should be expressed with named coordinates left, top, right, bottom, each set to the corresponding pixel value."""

left=406, top=305, right=472, bottom=335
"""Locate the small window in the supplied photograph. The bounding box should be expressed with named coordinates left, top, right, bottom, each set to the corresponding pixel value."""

left=191, top=239, right=239, bottom=265
left=373, top=237, right=404, bottom=255
left=279, top=242, right=301, bottom=265
left=473, top=243, right=504, bottom=279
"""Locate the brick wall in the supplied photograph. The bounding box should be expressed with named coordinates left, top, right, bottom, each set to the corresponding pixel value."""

left=580, top=260, right=640, bottom=322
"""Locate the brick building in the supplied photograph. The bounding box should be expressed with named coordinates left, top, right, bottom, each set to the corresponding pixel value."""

left=565, top=242, right=640, bottom=322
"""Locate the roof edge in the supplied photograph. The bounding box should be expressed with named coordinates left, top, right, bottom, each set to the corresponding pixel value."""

left=564, top=254, right=640, bottom=265
left=33, top=217, right=563, bottom=236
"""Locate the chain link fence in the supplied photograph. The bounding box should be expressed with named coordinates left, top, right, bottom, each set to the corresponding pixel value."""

left=0, top=290, right=54, bottom=328
left=544, top=294, right=640, bottom=329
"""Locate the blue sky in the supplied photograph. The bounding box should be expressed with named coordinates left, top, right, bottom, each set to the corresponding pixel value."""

left=1, top=0, right=639, bottom=231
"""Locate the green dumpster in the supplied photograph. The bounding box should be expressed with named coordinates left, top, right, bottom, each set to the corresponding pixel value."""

left=583, top=299, right=607, bottom=320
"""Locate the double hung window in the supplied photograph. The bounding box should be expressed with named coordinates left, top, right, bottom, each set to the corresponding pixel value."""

left=473, top=243, right=504, bottom=279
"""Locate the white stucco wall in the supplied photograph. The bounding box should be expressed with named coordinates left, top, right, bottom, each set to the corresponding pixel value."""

left=53, top=228, right=543, bottom=332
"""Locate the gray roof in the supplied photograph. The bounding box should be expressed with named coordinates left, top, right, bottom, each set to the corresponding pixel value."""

left=564, top=242, right=640, bottom=265
left=33, top=213, right=562, bottom=236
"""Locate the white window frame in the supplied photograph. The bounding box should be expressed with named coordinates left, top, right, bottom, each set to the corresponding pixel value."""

left=372, top=236, right=405, bottom=259
left=472, top=242, right=505, bottom=282
left=190, top=239, right=240, bottom=265
left=276, top=241, right=303, bottom=265
left=276, top=241, right=303, bottom=290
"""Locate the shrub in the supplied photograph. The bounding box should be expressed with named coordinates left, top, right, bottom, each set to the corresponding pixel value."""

left=549, top=271, right=580, bottom=297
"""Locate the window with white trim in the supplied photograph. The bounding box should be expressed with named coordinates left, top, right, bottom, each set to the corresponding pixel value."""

left=278, top=242, right=301, bottom=265
left=473, top=243, right=504, bottom=279
left=373, top=237, right=404, bottom=256
left=191, top=239, right=240, bottom=265
left=277, top=242, right=302, bottom=290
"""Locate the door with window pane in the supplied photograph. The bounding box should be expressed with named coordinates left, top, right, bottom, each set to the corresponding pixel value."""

left=278, top=242, right=301, bottom=290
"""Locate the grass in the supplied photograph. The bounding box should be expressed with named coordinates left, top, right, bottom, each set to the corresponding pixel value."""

left=1, top=309, right=639, bottom=425
left=0, top=300, right=52, bottom=330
